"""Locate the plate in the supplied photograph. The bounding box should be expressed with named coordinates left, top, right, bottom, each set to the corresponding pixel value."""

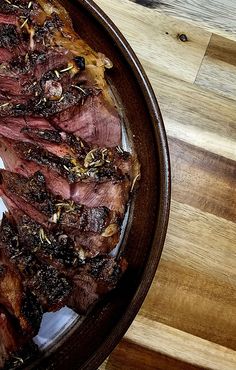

left=4, top=0, right=171, bottom=368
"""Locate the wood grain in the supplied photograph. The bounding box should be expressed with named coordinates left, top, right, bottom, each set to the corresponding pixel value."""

left=94, top=0, right=236, bottom=368
left=95, top=0, right=236, bottom=162
left=149, top=72, right=236, bottom=161
left=95, top=0, right=211, bottom=83
left=99, top=317, right=236, bottom=370
left=195, top=34, right=236, bottom=100
left=100, top=340, right=203, bottom=370
left=130, top=0, right=236, bottom=41
left=169, top=137, right=236, bottom=222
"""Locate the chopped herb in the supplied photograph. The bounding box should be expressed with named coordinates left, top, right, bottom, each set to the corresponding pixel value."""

left=39, top=228, right=45, bottom=243
left=58, top=95, right=64, bottom=102
left=71, top=85, right=86, bottom=94
left=44, top=234, right=51, bottom=245
left=60, top=65, right=73, bottom=73
left=54, top=69, right=60, bottom=78
left=63, top=165, right=69, bottom=171
left=131, top=174, right=141, bottom=192
left=20, top=18, right=28, bottom=29
left=0, top=102, right=10, bottom=108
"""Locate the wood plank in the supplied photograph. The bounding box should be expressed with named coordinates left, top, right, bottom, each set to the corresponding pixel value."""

left=140, top=200, right=236, bottom=349
left=95, top=0, right=211, bottom=83
left=147, top=71, right=236, bottom=161
left=101, top=339, right=203, bottom=370
left=169, top=137, right=236, bottom=222
left=100, top=317, right=236, bottom=370
left=129, top=0, right=236, bottom=41
left=95, top=0, right=236, bottom=161
left=195, top=34, right=236, bottom=100
left=124, top=317, right=236, bottom=370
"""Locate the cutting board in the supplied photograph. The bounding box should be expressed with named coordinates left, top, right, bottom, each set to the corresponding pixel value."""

left=93, top=0, right=236, bottom=369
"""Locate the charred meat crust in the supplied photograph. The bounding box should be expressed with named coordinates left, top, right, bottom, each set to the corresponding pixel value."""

left=0, top=170, right=120, bottom=235
left=0, top=213, right=72, bottom=311
left=68, top=255, right=127, bottom=314
left=0, top=24, right=21, bottom=50
left=0, top=211, right=126, bottom=316
left=10, top=139, right=129, bottom=183
left=15, top=211, right=85, bottom=270
left=21, top=127, right=63, bottom=144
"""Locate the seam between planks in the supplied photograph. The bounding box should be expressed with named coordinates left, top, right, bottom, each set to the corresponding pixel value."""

left=194, top=33, right=213, bottom=84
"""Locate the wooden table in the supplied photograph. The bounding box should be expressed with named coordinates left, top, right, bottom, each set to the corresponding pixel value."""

left=95, top=1, right=236, bottom=368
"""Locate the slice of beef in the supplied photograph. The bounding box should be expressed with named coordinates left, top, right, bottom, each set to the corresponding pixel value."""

left=1, top=137, right=129, bottom=184
left=12, top=141, right=78, bottom=184
left=51, top=93, right=121, bottom=147
left=0, top=48, right=70, bottom=100
left=0, top=304, right=39, bottom=370
left=13, top=209, right=84, bottom=272
left=0, top=210, right=127, bottom=315
left=0, top=135, right=134, bottom=217
left=22, top=128, right=90, bottom=159
left=68, top=255, right=127, bottom=314
left=0, top=213, right=72, bottom=312
left=71, top=180, right=131, bottom=216
left=0, top=170, right=121, bottom=256
left=0, top=116, right=54, bottom=143
left=0, top=138, right=71, bottom=199
left=9, top=48, right=70, bottom=80
left=0, top=262, right=41, bottom=337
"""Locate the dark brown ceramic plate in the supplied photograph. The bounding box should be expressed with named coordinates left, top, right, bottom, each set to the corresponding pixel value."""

left=26, top=0, right=171, bottom=368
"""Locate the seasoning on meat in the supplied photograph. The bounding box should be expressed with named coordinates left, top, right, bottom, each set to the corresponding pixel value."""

left=0, top=0, right=140, bottom=367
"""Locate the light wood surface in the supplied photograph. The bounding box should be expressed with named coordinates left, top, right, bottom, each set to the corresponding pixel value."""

left=94, top=0, right=236, bottom=368
left=130, top=0, right=236, bottom=42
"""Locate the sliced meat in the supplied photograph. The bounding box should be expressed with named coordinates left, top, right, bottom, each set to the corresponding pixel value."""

left=0, top=48, right=70, bottom=100
left=71, top=180, right=131, bottom=216
left=68, top=255, right=127, bottom=314
left=0, top=213, right=72, bottom=312
left=0, top=139, right=71, bottom=199
left=0, top=117, right=53, bottom=143
left=0, top=262, right=40, bottom=336
left=0, top=13, right=18, bottom=26
left=0, top=136, right=129, bottom=183
left=0, top=305, right=39, bottom=370
left=51, top=94, right=121, bottom=147
left=0, top=0, right=134, bottom=361
left=0, top=170, right=121, bottom=256
left=9, top=48, right=70, bottom=80
left=0, top=139, right=134, bottom=217
left=14, top=211, right=83, bottom=272
left=0, top=210, right=127, bottom=315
